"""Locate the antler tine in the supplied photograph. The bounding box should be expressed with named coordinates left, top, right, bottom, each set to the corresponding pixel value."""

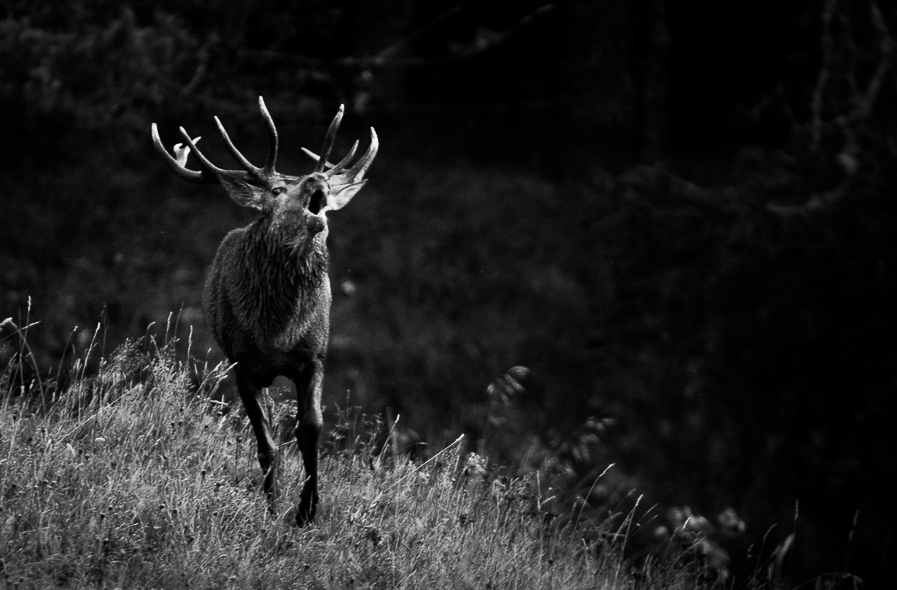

left=215, top=116, right=262, bottom=175
left=301, top=147, right=330, bottom=168
left=178, top=126, right=245, bottom=179
left=341, top=128, right=379, bottom=183
left=315, top=105, right=344, bottom=173
left=258, top=96, right=279, bottom=174
left=325, top=140, right=359, bottom=177
left=301, top=139, right=358, bottom=173
left=151, top=123, right=216, bottom=184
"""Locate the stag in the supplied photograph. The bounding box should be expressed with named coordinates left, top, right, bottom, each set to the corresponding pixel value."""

left=151, top=97, right=378, bottom=525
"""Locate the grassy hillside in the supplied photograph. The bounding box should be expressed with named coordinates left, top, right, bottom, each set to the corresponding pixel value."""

left=0, top=325, right=713, bottom=590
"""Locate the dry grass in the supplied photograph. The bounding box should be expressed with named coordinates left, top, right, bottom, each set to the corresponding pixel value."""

left=0, top=325, right=662, bottom=590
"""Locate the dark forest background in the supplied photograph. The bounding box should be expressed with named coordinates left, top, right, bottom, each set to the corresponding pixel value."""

left=1, top=0, right=896, bottom=587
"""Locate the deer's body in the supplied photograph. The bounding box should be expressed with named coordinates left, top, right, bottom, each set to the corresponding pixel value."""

left=204, top=220, right=331, bottom=370
left=152, top=98, right=377, bottom=525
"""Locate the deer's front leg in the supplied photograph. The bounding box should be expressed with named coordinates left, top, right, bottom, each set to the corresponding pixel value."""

left=293, top=359, right=324, bottom=526
left=235, top=369, right=279, bottom=505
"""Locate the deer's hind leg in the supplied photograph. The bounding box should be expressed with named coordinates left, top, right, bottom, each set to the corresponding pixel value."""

left=234, top=368, right=280, bottom=506
left=292, top=358, right=324, bottom=526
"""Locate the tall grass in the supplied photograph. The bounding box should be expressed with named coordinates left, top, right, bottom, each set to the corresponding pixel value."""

left=0, top=323, right=683, bottom=590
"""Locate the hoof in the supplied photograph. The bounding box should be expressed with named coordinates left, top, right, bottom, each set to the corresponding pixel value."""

left=296, top=503, right=317, bottom=526
left=296, top=489, right=318, bottom=526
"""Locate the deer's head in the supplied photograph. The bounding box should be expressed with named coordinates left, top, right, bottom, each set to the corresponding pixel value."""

left=151, top=97, right=378, bottom=239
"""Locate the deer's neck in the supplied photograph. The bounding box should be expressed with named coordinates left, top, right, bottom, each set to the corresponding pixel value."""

left=236, top=218, right=329, bottom=337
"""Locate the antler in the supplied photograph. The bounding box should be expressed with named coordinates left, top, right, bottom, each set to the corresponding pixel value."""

left=302, top=105, right=379, bottom=189
left=151, top=96, right=280, bottom=185
left=214, top=97, right=280, bottom=177
left=153, top=98, right=378, bottom=195
left=315, top=105, right=344, bottom=173
left=152, top=123, right=221, bottom=184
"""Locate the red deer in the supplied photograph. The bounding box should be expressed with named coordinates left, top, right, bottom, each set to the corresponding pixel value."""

left=151, top=97, right=378, bottom=525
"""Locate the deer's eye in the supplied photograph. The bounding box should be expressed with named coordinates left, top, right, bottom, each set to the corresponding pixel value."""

left=272, top=186, right=287, bottom=196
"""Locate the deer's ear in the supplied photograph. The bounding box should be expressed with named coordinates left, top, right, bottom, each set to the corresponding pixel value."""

left=326, top=180, right=367, bottom=212
left=218, top=175, right=269, bottom=210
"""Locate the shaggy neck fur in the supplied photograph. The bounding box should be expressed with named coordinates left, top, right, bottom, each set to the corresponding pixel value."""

left=233, top=214, right=328, bottom=341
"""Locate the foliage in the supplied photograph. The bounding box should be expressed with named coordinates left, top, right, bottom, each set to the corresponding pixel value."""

left=0, top=331, right=703, bottom=590
left=0, top=6, right=206, bottom=136
left=769, top=0, right=897, bottom=208
left=1, top=0, right=896, bottom=588
left=4, top=152, right=894, bottom=586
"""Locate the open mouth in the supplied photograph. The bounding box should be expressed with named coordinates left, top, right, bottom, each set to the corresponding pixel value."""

left=308, top=188, right=326, bottom=215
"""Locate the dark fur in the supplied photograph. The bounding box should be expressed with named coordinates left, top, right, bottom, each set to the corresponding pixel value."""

left=204, top=188, right=330, bottom=525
